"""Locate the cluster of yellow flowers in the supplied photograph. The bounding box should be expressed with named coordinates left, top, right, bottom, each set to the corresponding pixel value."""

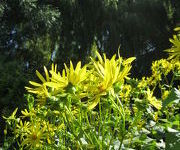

left=4, top=107, right=64, bottom=149
left=25, top=51, right=135, bottom=110
left=4, top=51, right=136, bottom=149
left=136, top=27, right=180, bottom=111
left=137, top=59, right=180, bottom=91
left=3, top=27, right=180, bottom=149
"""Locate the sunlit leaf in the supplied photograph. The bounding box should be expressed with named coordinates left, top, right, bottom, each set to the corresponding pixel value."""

left=163, top=88, right=180, bottom=108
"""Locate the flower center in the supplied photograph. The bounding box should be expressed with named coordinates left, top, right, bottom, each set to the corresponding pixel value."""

left=32, top=133, right=37, bottom=140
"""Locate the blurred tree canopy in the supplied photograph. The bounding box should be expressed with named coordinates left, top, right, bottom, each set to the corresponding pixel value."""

left=0, top=0, right=179, bottom=144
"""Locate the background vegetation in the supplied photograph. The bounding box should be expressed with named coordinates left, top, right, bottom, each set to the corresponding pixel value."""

left=0, top=0, right=180, bottom=147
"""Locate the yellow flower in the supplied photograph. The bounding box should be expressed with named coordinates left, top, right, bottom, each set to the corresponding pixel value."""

left=45, top=62, right=87, bottom=90
left=92, top=51, right=135, bottom=93
left=151, top=59, right=173, bottom=82
left=42, top=121, right=57, bottom=144
left=146, top=89, right=162, bottom=110
left=119, top=84, right=132, bottom=100
left=165, top=27, right=180, bottom=61
left=3, top=108, right=18, bottom=121
left=45, top=63, right=68, bottom=90
left=21, top=122, right=47, bottom=149
left=25, top=62, right=88, bottom=105
left=162, top=90, right=169, bottom=100
left=16, top=120, right=30, bottom=140
left=87, top=51, right=135, bottom=110
left=21, top=108, right=35, bottom=118
left=138, top=77, right=148, bottom=88
left=25, top=66, right=50, bottom=104
left=64, top=61, right=87, bottom=85
left=153, top=112, right=159, bottom=122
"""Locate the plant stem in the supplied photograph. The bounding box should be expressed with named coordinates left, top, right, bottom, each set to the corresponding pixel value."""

left=116, top=95, right=126, bottom=150
left=119, top=134, right=125, bottom=150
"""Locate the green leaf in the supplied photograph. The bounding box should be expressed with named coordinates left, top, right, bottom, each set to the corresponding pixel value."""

left=162, top=88, right=180, bottom=108
left=26, top=94, right=34, bottom=110
left=166, top=127, right=180, bottom=150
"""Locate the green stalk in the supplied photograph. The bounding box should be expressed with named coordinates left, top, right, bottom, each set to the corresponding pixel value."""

left=107, top=107, right=114, bottom=149
left=101, top=107, right=109, bottom=148
left=85, top=111, right=90, bottom=128
left=76, top=116, right=94, bottom=144
left=98, top=101, right=102, bottom=138
left=170, top=73, right=175, bottom=89
left=109, top=95, right=126, bottom=149
left=119, top=134, right=125, bottom=150
left=116, top=95, right=126, bottom=150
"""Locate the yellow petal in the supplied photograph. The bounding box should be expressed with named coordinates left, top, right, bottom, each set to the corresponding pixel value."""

left=95, top=51, right=103, bottom=64
left=45, top=82, right=66, bottom=89
left=44, top=66, right=49, bottom=82
left=123, top=57, right=136, bottom=65
left=29, top=81, right=42, bottom=87
left=62, top=69, right=66, bottom=78
left=88, top=96, right=100, bottom=110
left=174, top=27, right=180, bottom=31
left=55, top=64, right=57, bottom=73
left=93, top=62, right=104, bottom=78
left=64, top=63, right=69, bottom=77
left=75, top=61, right=81, bottom=74
left=36, top=70, right=46, bottom=83
left=12, top=108, right=18, bottom=117
left=51, top=63, right=54, bottom=72
left=50, top=71, right=67, bottom=83
left=150, top=100, right=162, bottom=110
left=70, top=61, right=74, bottom=73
